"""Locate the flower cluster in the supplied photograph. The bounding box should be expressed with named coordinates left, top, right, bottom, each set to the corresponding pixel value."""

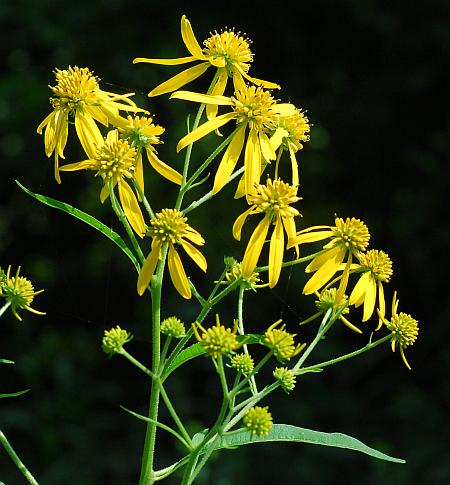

left=243, top=406, right=273, bottom=436
left=102, top=325, right=133, bottom=357
left=193, top=315, right=241, bottom=359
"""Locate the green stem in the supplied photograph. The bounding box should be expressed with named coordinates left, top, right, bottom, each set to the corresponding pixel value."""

left=0, top=429, right=39, bottom=485
left=0, top=301, right=11, bottom=319
left=138, top=246, right=167, bottom=485
left=255, top=251, right=319, bottom=273
left=120, top=348, right=156, bottom=379
left=132, top=176, right=155, bottom=220
left=109, top=182, right=145, bottom=264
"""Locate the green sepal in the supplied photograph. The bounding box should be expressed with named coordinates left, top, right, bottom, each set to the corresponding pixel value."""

left=16, top=181, right=140, bottom=272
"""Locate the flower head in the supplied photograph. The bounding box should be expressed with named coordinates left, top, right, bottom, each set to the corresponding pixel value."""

left=0, top=266, right=45, bottom=321
left=229, top=353, right=255, bottom=374
left=243, top=406, right=273, bottom=436
left=263, top=320, right=304, bottom=362
left=193, top=314, right=240, bottom=359
left=221, top=257, right=264, bottom=290
left=273, top=367, right=297, bottom=393
left=60, top=129, right=146, bottom=237
left=37, top=66, right=144, bottom=182
left=137, top=209, right=207, bottom=299
left=349, top=249, right=393, bottom=326
left=116, top=114, right=182, bottom=191
left=379, top=292, right=418, bottom=370
left=133, top=15, right=278, bottom=99
left=233, top=178, right=301, bottom=288
left=172, top=85, right=296, bottom=196
left=160, top=316, right=186, bottom=339
left=289, top=216, right=370, bottom=298
left=102, top=325, right=133, bottom=357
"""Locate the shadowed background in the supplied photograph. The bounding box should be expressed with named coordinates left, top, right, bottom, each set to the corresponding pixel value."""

left=1, top=0, right=449, bottom=483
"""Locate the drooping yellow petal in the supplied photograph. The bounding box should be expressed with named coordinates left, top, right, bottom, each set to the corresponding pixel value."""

left=232, top=206, right=258, bottom=241
left=242, top=214, right=271, bottom=278
left=305, top=245, right=343, bottom=273
left=275, top=103, right=297, bottom=117
left=181, top=15, right=207, bottom=60
left=149, top=62, right=210, bottom=97
left=362, top=275, right=377, bottom=322
left=268, top=217, right=284, bottom=288
left=349, top=271, right=370, bottom=307
left=206, top=67, right=228, bottom=120
left=234, top=64, right=280, bottom=90
left=118, top=181, right=146, bottom=238
left=59, top=159, right=95, bottom=171
left=282, top=215, right=299, bottom=257
left=133, top=56, right=197, bottom=66
left=85, top=104, right=109, bottom=127
left=259, top=131, right=276, bottom=162
left=134, top=152, right=145, bottom=199
left=289, top=145, right=299, bottom=187
left=146, top=149, right=182, bottom=185
left=176, top=112, right=236, bottom=152
left=375, top=282, right=386, bottom=331
left=289, top=230, right=334, bottom=248
left=183, top=227, right=205, bottom=246
left=340, top=315, right=363, bottom=334
left=233, top=175, right=246, bottom=199
left=100, top=183, right=110, bottom=203
left=244, top=128, right=261, bottom=196
left=37, top=110, right=56, bottom=135
left=213, top=123, right=246, bottom=194
left=400, top=347, right=412, bottom=370
left=137, top=241, right=162, bottom=296
left=168, top=245, right=191, bottom=299
left=75, top=112, right=103, bottom=159
left=44, top=111, right=58, bottom=156
left=303, top=247, right=346, bottom=295
left=269, top=127, right=288, bottom=152
left=170, top=90, right=233, bottom=106
left=181, top=239, right=207, bottom=272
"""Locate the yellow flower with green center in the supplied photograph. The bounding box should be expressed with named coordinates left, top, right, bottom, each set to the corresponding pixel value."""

left=243, top=406, right=273, bottom=436
left=379, top=292, right=419, bottom=370
left=171, top=85, right=296, bottom=196
left=137, top=209, right=207, bottom=299
left=263, top=320, right=304, bottom=361
left=116, top=114, right=182, bottom=193
left=269, top=108, right=311, bottom=187
left=221, top=257, right=265, bottom=291
left=60, top=130, right=146, bottom=237
left=0, top=266, right=45, bottom=321
left=288, top=216, right=370, bottom=298
left=133, top=15, right=278, bottom=101
left=349, top=249, right=393, bottom=327
left=233, top=178, right=301, bottom=288
left=37, top=66, right=144, bottom=183
left=193, top=314, right=240, bottom=359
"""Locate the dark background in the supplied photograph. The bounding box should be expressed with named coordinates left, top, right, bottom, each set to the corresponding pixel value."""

left=1, top=0, right=449, bottom=483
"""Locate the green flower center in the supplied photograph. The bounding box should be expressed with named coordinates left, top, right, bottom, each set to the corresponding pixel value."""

left=232, top=86, right=276, bottom=129
left=358, top=249, right=393, bottom=282
left=332, top=217, right=370, bottom=252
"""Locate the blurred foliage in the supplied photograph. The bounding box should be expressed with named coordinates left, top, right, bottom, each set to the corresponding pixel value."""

left=1, top=0, right=449, bottom=483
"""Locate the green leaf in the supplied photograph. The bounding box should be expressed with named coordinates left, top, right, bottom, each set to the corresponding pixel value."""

left=16, top=181, right=140, bottom=272
left=0, top=389, right=30, bottom=399
left=163, top=334, right=262, bottom=379
left=212, top=424, right=405, bottom=464
left=0, top=358, right=14, bottom=365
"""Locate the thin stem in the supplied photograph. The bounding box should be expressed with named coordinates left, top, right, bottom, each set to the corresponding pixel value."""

left=231, top=351, right=273, bottom=398
left=0, top=429, right=39, bottom=485
left=0, top=301, right=11, bottom=319
left=132, top=176, right=155, bottom=220
left=109, top=182, right=145, bottom=264
left=139, top=246, right=167, bottom=485
left=120, top=348, right=156, bottom=379
left=255, top=251, right=319, bottom=273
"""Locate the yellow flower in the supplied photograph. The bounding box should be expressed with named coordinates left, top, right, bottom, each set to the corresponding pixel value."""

left=171, top=85, right=296, bottom=196
left=232, top=178, right=301, bottom=288
left=263, top=320, right=304, bottom=362
left=133, top=15, right=279, bottom=105
left=379, top=292, right=419, bottom=370
left=193, top=314, right=240, bottom=358
left=116, top=114, right=182, bottom=193
left=102, top=325, right=133, bottom=357
left=269, top=108, right=311, bottom=187
left=37, top=66, right=144, bottom=183
left=230, top=353, right=255, bottom=374
left=0, top=266, right=45, bottom=321
left=137, top=209, right=207, bottom=298
left=59, top=130, right=146, bottom=237
left=288, top=216, right=370, bottom=297
left=243, top=406, right=273, bottom=436
left=349, top=249, right=393, bottom=327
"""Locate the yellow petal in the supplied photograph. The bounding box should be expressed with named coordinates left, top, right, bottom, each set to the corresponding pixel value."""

left=135, top=152, right=145, bottom=199
left=170, top=90, right=232, bottom=106
left=244, top=128, right=261, bottom=196
left=137, top=241, right=162, bottom=296
left=176, top=112, right=236, bottom=152
left=183, top=228, right=205, bottom=246
left=181, top=15, right=207, bottom=60
left=259, top=131, right=276, bottom=161
left=37, top=110, right=56, bottom=135
left=100, top=183, right=110, bottom=203
left=59, top=159, right=95, bottom=171
left=181, top=239, right=207, bottom=272
left=349, top=272, right=370, bottom=307
left=75, top=112, right=103, bottom=159
left=85, top=104, right=109, bottom=127
left=133, top=56, right=197, bottom=66
left=282, top=215, right=299, bottom=257
left=168, top=246, right=191, bottom=299
left=232, top=71, right=247, bottom=93
left=242, top=215, right=271, bottom=278
left=233, top=175, right=246, bottom=199
left=288, top=230, right=334, bottom=248
left=303, top=247, right=346, bottom=295
left=234, top=64, right=280, bottom=90
left=362, top=275, right=377, bottom=322
left=305, top=246, right=340, bottom=273
left=213, top=123, right=246, bottom=194
left=375, top=282, right=386, bottom=331
left=206, top=67, right=228, bottom=120
left=269, top=127, right=289, bottom=151
left=118, top=181, right=146, bottom=237
left=268, top=217, right=284, bottom=288
left=149, top=63, right=210, bottom=97
left=289, top=145, right=299, bottom=187
left=232, top=206, right=257, bottom=241
left=146, top=149, right=182, bottom=185
left=274, top=103, right=297, bottom=116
